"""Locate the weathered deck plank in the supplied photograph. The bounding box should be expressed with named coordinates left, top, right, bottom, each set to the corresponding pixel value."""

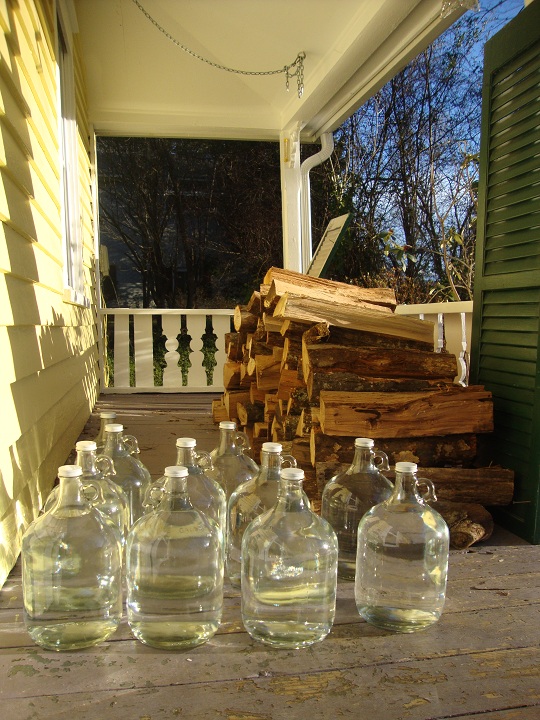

left=1, top=394, right=538, bottom=719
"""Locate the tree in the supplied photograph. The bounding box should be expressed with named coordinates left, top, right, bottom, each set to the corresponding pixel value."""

left=311, top=0, right=520, bottom=303
left=98, top=138, right=283, bottom=308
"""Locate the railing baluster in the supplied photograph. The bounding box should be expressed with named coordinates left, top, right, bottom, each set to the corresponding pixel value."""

left=133, top=314, right=154, bottom=388
left=113, top=314, right=130, bottom=387
left=162, top=314, right=183, bottom=388
left=185, top=315, right=207, bottom=389
left=211, top=314, right=232, bottom=389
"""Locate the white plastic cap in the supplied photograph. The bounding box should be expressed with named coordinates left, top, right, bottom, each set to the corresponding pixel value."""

left=355, top=438, right=374, bottom=448
left=262, top=442, right=283, bottom=453
left=76, top=440, right=97, bottom=451
left=219, top=421, right=236, bottom=430
left=176, top=437, right=197, bottom=448
left=281, top=467, right=304, bottom=481
left=58, top=465, right=83, bottom=477
left=164, top=466, right=189, bottom=477
left=100, top=411, right=117, bottom=419
left=105, top=423, right=123, bottom=433
left=395, top=462, right=418, bottom=473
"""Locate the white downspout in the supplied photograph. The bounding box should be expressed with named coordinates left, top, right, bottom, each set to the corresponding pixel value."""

left=300, top=132, right=334, bottom=272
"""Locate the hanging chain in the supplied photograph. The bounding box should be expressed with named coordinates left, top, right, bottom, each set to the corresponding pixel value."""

left=131, top=0, right=306, bottom=97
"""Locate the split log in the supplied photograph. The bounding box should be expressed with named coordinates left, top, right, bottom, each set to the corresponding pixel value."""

left=249, top=383, right=266, bottom=404
left=253, top=422, right=269, bottom=439
left=280, top=337, right=303, bottom=371
left=303, top=343, right=457, bottom=387
left=265, top=332, right=286, bottom=349
left=319, top=386, right=493, bottom=438
left=223, top=389, right=251, bottom=420
left=307, top=372, right=454, bottom=402
left=223, top=361, right=241, bottom=390
left=311, top=430, right=478, bottom=468
left=296, top=407, right=320, bottom=437
left=225, top=332, right=244, bottom=361
left=246, top=291, right=264, bottom=316
left=286, top=387, right=312, bottom=415
left=239, top=361, right=255, bottom=387
left=212, top=397, right=229, bottom=423
left=274, top=294, right=434, bottom=346
left=385, top=466, right=513, bottom=505
left=255, top=354, right=282, bottom=391
left=264, top=394, right=279, bottom=423
left=233, top=305, right=258, bottom=334
left=248, top=340, right=273, bottom=357
left=262, top=313, right=283, bottom=333
left=302, top=321, right=434, bottom=353
left=277, top=367, right=305, bottom=400
left=237, top=401, right=264, bottom=427
left=263, top=267, right=397, bottom=310
left=280, top=318, right=315, bottom=339
left=432, top=501, right=494, bottom=549
left=315, top=462, right=512, bottom=508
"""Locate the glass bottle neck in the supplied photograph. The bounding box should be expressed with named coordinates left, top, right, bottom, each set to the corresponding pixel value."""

left=349, top=447, right=376, bottom=473
left=56, top=476, right=90, bottom=509
left=259, top=451, right=282, bottom=479
left=218, top=429, right=240, bottom=455
left=392, top=472, right=423, bottom=504
left=103, top=432, right=127, bottom=456
left=175, top=447, right=198, bottom=468
left=75, top=450, right=99, bottom=477
left=276, top=478, right=307, bottom=511
left=158, top=476, right=193, bottom=511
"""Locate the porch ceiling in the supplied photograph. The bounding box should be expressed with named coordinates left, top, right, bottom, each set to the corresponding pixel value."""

left=73, top=0, right=464, bottom=142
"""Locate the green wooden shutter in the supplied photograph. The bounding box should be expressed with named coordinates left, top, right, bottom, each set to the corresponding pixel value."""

left=470, top=0, right=540, bottom=543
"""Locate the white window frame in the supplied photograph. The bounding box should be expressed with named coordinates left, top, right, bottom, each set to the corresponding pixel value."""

left=57, top=1, right=89, bottom=308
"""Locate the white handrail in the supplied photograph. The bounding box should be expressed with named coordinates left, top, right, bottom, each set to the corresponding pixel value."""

left=99, top=301, right=473, bottom=393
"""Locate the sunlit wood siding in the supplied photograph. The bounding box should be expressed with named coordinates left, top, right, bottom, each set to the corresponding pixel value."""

left=0, top=0, right=99, bottom=586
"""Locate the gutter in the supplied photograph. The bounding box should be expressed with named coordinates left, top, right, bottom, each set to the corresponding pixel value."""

left=300, top=131, right=334, bottom=272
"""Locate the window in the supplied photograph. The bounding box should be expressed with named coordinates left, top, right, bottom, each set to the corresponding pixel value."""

left=57, top=7, right=89, bottom=307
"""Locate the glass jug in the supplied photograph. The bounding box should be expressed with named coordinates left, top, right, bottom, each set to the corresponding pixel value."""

left=102, top=423, right=151, bottom=526
left=227, top=441, right=297, bottom=587
left=144, top=437, right=226, bottom=545
left=321, top=437, right=392, bottom=579
left=126, top=466, right=224, bottom=650
left=241, top=467, right=338, bottom=649
left=355, top=461, right=450, bottom=632
left=95, top=410, right=117, bottom=453
left=209, top=421, right=259, bottom=500
left=21, top=465, right=123, bottom=651
left=43, top=440, right=129, bottom=541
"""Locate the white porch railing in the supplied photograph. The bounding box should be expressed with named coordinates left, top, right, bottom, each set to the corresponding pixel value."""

left=99, top=301, right=473, bottom=393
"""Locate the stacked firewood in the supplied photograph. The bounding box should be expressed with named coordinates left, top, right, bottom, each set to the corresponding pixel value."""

left=213, top=267, right=514, bottom=548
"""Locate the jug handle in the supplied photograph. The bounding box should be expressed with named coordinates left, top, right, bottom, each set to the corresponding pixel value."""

left=281, top=454, right=297, bottom=469
left=235, top=431, right=251, bottom=451
left=96, top=454, right=116, bottom=477
left=373, top=450, right=390, bottom=472
left=417, top=477, right=437, bottom=503
left=195, top=450, right=214, bottom=471
left=123, top=434, right=140, bottom=455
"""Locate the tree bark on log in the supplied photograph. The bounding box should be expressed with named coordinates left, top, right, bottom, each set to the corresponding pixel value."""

left=311, top=430, right=478, bottom=468
left=237, top=402, right=264, bottom=426
left=432, top=501, right=495, bottom=548
left=319, top=386, right=493, bottom=437
left=307, top=371, right=454, bottom=402
left=233, top=305, right=259, bottom=333
left=302, top=321, right=434, bottom=352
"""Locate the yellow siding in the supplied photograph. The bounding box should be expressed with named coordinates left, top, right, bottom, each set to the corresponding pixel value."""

left=0, top=0, right=99, bottom=587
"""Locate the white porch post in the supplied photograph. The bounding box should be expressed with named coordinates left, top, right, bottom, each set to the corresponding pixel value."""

left=280, top=124, right=302, bottom=271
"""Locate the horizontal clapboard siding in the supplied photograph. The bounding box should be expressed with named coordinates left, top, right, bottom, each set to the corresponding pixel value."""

left=471, top=0, right=540, bottom=543
left=0, top=1, right=99, bottom=588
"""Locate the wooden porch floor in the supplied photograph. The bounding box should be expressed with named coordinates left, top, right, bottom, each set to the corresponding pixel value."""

left=1, top=394, right=539, bottom=719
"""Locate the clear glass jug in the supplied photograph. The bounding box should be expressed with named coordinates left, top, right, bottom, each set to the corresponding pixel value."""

left=21, top=465, right=123, bottom=651
left=241, top=467, right=338, bottom=648
left=321, top=437, right=392, bottom=580
left=43, top=440, right=129, bottom=541
left=102, top=423, right=151, bottom=526
left=355, top=461, right=450, bottom=632
left=126, top=466, right=224, bottom=649
left=227, top=441, right=297, bottom=587
left=95, top=410, right=117, bottom=453
left=144, top=437, right=226, bottom=545
left=209, top=420, right=259, bottom=500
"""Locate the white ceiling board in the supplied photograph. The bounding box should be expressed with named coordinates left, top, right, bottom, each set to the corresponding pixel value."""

left=73, top=0, right=465, bottom=140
